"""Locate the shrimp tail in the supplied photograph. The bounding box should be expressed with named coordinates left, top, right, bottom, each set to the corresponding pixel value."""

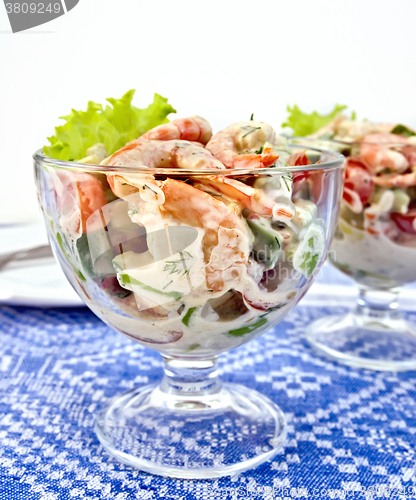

left=231, top=148, right=279, bottom=169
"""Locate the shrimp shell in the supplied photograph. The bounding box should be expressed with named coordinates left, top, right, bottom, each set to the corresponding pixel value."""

left=373, top=167, right=416, bottom=188
left=206, top=121, right=279, bottom=169
left=156, top=178, right=250, bottom=293
left=139, top=115, right=212, bottom=144
left=360, top=144, right=409, bottom=174
left=106, top=140, right=224, bottom=202
left=196, top=176, right=275, bottom=216
left=108, top=140, right=223, bottom=170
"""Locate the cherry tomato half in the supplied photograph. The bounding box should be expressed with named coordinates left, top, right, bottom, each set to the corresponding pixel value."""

left=391, top=208, right=416, bottom=234
left=344, top=157, right=374, bottom=205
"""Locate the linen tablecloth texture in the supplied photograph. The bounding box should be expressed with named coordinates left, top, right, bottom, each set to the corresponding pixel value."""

left=0, top=265, right=416, bottom=499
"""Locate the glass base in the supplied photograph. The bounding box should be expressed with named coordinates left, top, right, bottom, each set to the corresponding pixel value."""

left=95, top=382, right=287, bottom=479
left=306, top=313, right=416, bottom=371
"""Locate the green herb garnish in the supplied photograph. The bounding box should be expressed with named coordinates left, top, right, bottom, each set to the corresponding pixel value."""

left=227, top=318, right=267, bottom=337
left=260, top=303, right=286, bottom=318
left=241, top=125, right=261, bottom=138
left=163, top=251, right=192, bottom=276
left=120, top=274, right=182, bottom=300
left=281, top=174, right=293, bottom=191
left=186, top=343, right=200, bottom=352
left=299, top=237, right=320, bottom=275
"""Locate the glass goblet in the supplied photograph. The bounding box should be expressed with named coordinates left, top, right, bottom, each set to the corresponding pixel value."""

left=303, top=138, right=416, bottom=371
left=34, top=145, right=344, bottom=478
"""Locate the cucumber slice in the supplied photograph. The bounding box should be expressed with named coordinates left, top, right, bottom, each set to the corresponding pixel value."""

left=392, top=189, right=411, bottom=214
left=119, top=273, right=182, bottom=300
left=182, top=307, right=198, bottom=326
left=293, top=220, right=325, bottom=277
left=227, top=318, right=267, bottom=337
left=246, top=216, right=282, bottom=270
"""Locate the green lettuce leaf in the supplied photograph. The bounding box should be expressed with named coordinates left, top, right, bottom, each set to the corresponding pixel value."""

left=391, top=124, right=416, bottom=137
left=281, top=103, right=348, bottom=136
left=44, top=90, right=176, bottom=161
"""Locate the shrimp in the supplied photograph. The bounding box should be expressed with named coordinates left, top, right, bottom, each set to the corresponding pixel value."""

left=360, top=144, right=409, bottom=174
left=315, top=118, right=396, bottom=141
left=107, top=115, right=212, bottom=170
left=107, top=173, right=165, bottom=202
left=195, top=176, right=295, bottom=222
left=106, top=139, right=224, bottom=201
left=373, top=167, right=416, bottom=188
left=206, top=121, right=279, bottom=169
left=138, top=115, right=212, bottom=144
left=108, top=139, right=223, bottom=170
left=308, top=113, right=350, bottom=139
left=54, top=170, right=107, bottom=235
left=162, top=180, right=250, bottom=293
left=130, top=177, right=251, bottom=294
left=107, top=138, right=292, bottom=220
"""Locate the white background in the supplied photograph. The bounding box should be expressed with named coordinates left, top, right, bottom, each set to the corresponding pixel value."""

left=0, top=0, right=415, bottom=224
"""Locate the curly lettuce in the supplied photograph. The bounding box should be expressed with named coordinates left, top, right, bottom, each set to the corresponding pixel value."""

left=391, top=124, right=416, bottom=137
left=44, top=90, right=176, bottom=161
left=281, top=104, right=348, bottom=136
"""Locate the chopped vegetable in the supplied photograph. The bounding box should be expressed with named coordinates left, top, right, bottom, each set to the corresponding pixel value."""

left=182, top=307, right=197, bottom=326
left=391, top=207, right=416, bottom=234
left=227, top=318, right=267, bottom=337
left=246, top=216, right=282, bottom=270
left=186, top=343, right=200, bottom=352
left=293, top=222, right=325, bottom=277
left=119, top=273, right=182, bottom=300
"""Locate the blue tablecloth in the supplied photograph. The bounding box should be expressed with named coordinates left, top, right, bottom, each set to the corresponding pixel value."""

left=1, top=264, right=416, bottom=499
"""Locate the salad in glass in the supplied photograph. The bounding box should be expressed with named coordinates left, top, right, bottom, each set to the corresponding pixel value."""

left=34, top=91, right=344, bottom=477
left=284, top=105, right=416, bottom=371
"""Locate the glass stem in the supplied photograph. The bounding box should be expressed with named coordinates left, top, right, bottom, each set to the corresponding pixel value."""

left=160, top=357, right=222, bottom=397
left=355, top=287, right=401, bottom=324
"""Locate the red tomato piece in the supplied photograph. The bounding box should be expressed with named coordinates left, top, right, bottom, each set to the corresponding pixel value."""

left=391, top=207, right=416, bottom=234
left=344, top=157, right=374, bottom=205
left=287, top=151, right=312, bottom=167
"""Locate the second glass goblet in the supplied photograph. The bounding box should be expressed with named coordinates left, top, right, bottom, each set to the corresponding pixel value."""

left=304, top=138, right=416, bottom=371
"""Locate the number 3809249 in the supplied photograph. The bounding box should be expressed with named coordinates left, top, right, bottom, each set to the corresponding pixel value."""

left=5, top=3, right=61, bottom=14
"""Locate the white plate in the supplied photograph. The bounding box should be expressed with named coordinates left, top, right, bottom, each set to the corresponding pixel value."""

left=0, top=225, right=84, bottom=308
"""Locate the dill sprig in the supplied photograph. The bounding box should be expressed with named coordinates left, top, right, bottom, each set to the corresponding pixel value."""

left=163, top=251, right=193, bottom=276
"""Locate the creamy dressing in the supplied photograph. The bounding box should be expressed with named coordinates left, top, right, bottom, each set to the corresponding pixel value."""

left=90, top=300, right=270, bottom=357
left=331, top=217, right=416, bottom=288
